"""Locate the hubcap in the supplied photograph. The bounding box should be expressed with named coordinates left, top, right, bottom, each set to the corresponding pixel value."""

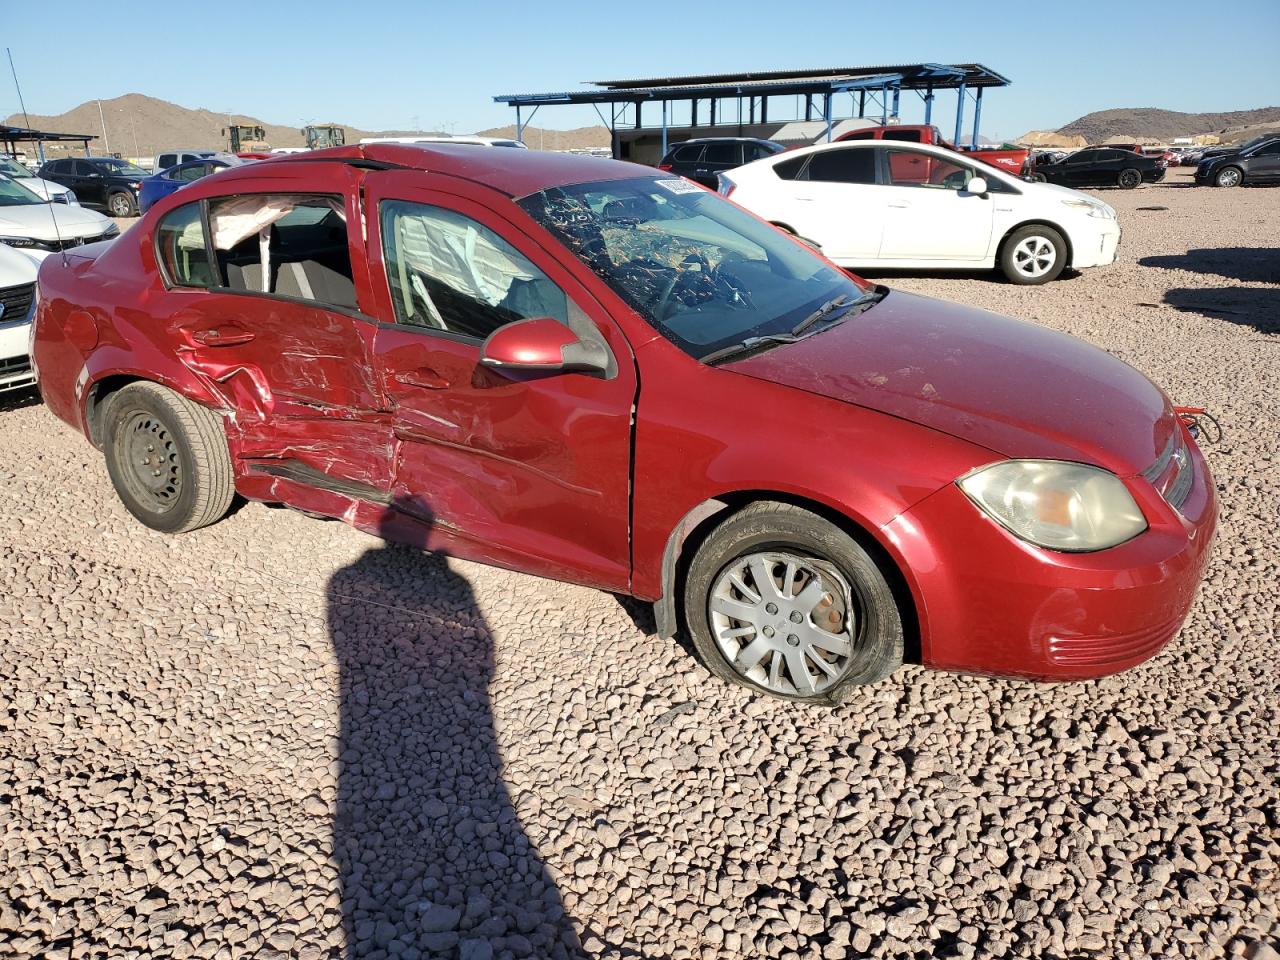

left=709, top=551, right=856, bottom=697
left=1012, top=236, right=1056, bottom=278
left=1219, top=169, right=1241, bottom=187
left=121, top=411, right=181, bottom=510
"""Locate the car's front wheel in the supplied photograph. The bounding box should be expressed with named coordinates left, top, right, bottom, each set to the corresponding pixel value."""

left=1000, top=224, right=1067, bottom=285
left=1118, top=168, right=1142, bottom=189
left=102, top=382, right=234, bottom=533
left=1215, top=166, right=1243, bottom=188
left=683, top=502, right=903, bottom=704
left=107, top=191, right=137, bottom=217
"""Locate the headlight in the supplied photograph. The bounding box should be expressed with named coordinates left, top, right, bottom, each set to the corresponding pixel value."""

left=63, top=192, right=79, bottom=205
left=0, top=235, right=39, bottom=248
left=1061, top=197, right=1115, bottom=220
left=102, top=223, right=120, bottom=237
left=958, top=460, right=1147, bottom=551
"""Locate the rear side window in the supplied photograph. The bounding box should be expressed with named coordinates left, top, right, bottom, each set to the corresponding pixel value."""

left=804, top=149, right=877, bottom=184
left=72, top=160, right=93, bottom=175
left=772, top=155, right=808, bottom=180
left=882, top=129, right=922, bottom=142
left=155, top=203, right=214, bottom=288
left=840, top=130, right=876, bottom=141
left=158, top=153, right=177, bottom=170
left=209, top=194, right=357, bottom=310
left=703, top=142, right=742, bottom=165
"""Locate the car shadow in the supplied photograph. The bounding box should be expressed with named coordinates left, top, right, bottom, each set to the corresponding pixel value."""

left=852, top=267, right=1085, bottom=285
left=328, top=505, right=586, bottom=958
left=1161, top=287, right=1280, bottom=333
left=1139, top=248, right=1280, bottom=284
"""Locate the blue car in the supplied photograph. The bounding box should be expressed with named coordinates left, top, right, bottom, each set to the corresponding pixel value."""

left=138, top=157, right=244, bottom=214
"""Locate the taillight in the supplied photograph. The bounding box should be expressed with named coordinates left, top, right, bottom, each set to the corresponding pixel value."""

left=658, top=163, right=673, bottom=172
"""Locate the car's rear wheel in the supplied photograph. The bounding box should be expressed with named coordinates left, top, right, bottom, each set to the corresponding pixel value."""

left=1215, top=166, right=1243, bottom=188
left=682, top=502, right=903, bottom=704
left=1000, top=224, right=1067, bottom=285
left=102, top=382, right=234, bottom=533
left=107, top=191, right=137, bottom=217
left=1029, top=172, right=1048, bottom=183
left=1118, top=168, right=1142, bottom=189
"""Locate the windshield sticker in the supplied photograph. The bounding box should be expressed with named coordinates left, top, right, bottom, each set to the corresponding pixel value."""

left=655, top=178, right=703, bottom=195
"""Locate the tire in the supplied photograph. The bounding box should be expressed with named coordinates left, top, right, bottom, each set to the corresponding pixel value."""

left=1029, top=172, right=1047, bottom=183
left=999, top=224, right=1067, bottom=285
left=101, top=382, right=234, bottom=533
left=1215, top=166, right=1243, bottom=188
left=107, top=191, right=137, bottom=217
left=682, top=501, right=903, bottom=705
left=1118, top=168, right=1142, bottom=189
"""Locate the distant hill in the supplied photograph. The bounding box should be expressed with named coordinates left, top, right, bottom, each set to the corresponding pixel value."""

left=477, top=123, right=610, bottom=151
left=3, top=93, right=604, bottom=159
left=1054, top=107, right=1280, bottom=144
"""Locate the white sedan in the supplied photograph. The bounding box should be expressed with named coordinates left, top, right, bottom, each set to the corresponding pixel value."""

left=0, top=155, right=77, bottom=204
left=0, top=243, right=39, bottom=392
left=719, top=140, right=1121, bottom=284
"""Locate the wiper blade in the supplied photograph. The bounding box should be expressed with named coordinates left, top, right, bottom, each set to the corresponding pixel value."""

left=701, top=334, right=799, bottom=365
left=790, top=294, right=851, bottom=337
left=790, top=288, right=884, bottom=336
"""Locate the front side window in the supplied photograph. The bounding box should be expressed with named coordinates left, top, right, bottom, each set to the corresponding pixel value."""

left=158, top=154, right=177, bottom=170
left=381, top=200, right=568, bottom=338
left=208, top=194, right=357, bottom=310
left=671, top=144, right=703, bottom=164
left=518, top=177, right=868, bottom=360
left=176, top=163, right=209, bottom=183
left=881, top=129, right=922, bottom=142
left=804, top=148, right=877, bottom=184
left=155, top=202, right=213, bottom=288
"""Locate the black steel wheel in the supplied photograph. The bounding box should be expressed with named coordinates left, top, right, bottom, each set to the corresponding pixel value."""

left=102, top=382, right=234, bottom=533
left=1118, top=168, right=1142, bottom=189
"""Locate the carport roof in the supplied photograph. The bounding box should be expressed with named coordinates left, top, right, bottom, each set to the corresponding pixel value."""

left=495, top=63, right=1009, bottom=106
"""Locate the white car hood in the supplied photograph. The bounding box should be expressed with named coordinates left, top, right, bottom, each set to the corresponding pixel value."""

left=0, top=242, right=40, bottom=288
left=0, top=203, right=114, bottom=241
left=15, top=177, right=74, bottom=202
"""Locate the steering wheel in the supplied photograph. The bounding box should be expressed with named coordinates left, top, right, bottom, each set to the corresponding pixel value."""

left=655, top=252, right=717, bottom=321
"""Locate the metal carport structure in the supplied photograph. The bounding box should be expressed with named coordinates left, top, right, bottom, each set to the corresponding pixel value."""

left=0, top=125, right=98, bottom=164
left=495, top=63, right=1010, bottom=157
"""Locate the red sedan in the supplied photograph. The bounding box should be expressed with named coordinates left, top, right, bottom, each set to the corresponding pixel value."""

left=32, top=145, right=1216, bottom=703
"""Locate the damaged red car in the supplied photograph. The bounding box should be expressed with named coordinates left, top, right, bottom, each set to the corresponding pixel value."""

left=32, top=145, right=1216, bottom=703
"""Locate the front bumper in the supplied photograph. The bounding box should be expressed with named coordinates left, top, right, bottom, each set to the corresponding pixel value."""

left=1071, top=220, right=1122, bottom=270
left=0, top=317, right=36, bottom=392
left=883, top=431, right=1216, bottom=680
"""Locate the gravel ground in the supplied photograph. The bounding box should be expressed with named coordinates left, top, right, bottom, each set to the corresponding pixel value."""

left=1, top=168, right=1276, bottom=960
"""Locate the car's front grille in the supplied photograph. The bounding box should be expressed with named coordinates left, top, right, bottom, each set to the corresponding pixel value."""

left=0, top=282, right=35, bottom=323
left=1142, top=430, right=1193, bottom=511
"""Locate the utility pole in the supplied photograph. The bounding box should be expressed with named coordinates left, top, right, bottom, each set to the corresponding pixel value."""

left=97, top=99, right=111, bottom=154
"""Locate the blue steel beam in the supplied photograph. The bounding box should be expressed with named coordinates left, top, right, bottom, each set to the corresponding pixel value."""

left=971, top=87, right=983, bottom=148
left=953, top=82, right=966, bottom=145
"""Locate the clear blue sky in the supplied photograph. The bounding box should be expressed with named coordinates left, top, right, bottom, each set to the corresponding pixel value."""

left=5, top=0, right=1279, bottom=140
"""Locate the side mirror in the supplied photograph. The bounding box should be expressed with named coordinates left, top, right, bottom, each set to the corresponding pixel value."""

left=966, top=176, right=988, bottom=196
left=480, top=317, right=609, bottom=377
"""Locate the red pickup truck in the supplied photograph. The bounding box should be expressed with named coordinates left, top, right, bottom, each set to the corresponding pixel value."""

left=835, top=124, right=1030, bottom=177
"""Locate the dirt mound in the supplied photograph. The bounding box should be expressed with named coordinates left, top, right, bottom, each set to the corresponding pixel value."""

left=1055, top=106, right=1280, bottom=143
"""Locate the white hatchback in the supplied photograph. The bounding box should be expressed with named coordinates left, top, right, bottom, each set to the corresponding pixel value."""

left=719, top=140, right=1121, bottom=284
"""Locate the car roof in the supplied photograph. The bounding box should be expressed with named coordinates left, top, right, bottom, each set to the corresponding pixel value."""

left=206, top=143, right=654, bottom=197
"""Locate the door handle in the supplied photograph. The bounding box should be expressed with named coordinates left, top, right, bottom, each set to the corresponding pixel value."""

left=190, top=327, right=255, bottom=346
left=887, top=201, right=912, bottom=208
left=395, top=367, right=450, bottom=390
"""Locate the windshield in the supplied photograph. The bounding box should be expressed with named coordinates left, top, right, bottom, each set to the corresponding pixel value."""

left=98, top=159, right=149, bottom=177
left=0, top=175, right=43, bottom=206
left=0, top=157, right=31, bottom=178
left=518, top=177, right=869, bottom=360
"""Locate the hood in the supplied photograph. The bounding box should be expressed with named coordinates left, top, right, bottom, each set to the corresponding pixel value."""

left=0, top=243, right=40, bottom=286
left=15, top=177, right=73, bottom=202
left=0, top=203, right=115, bottom=241
left=725, top=290, right=1175, bottom=476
